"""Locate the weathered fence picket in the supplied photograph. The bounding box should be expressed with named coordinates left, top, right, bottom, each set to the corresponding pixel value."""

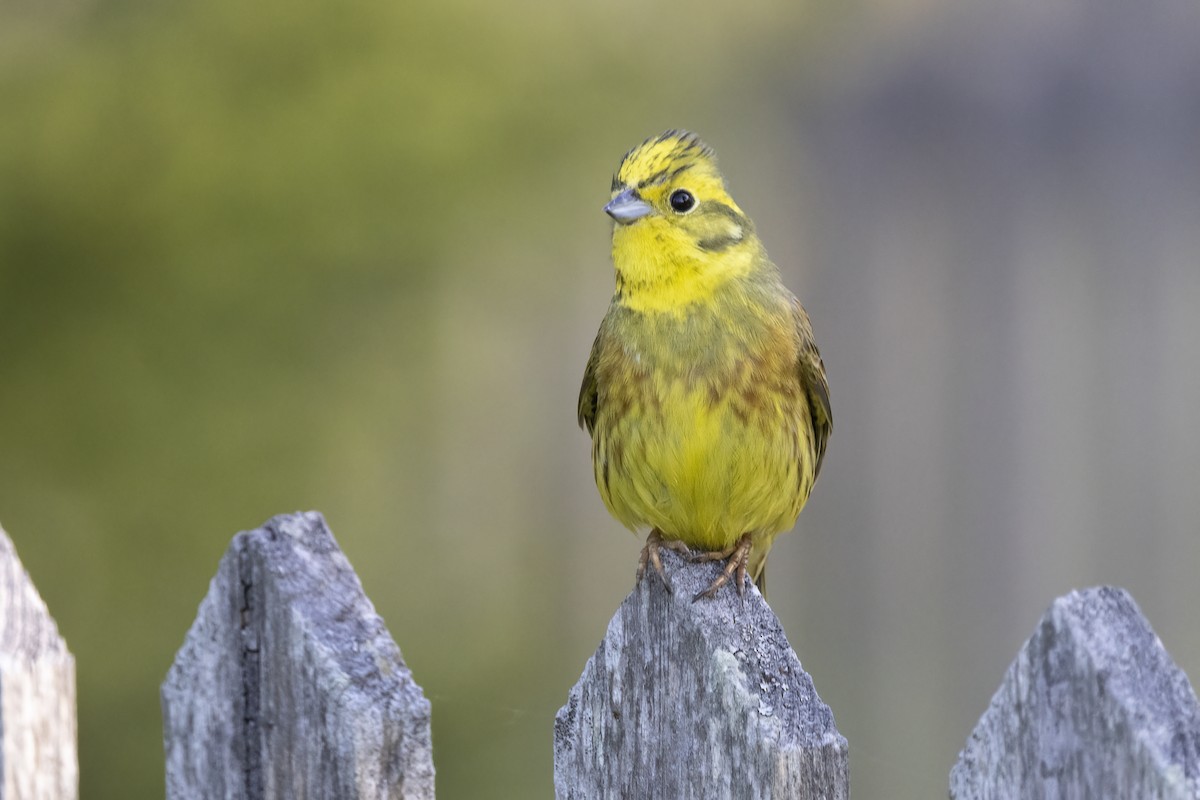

left=3, top=510, right=1199, bottom=799
left=951, top=586, right=1200, bottom=799
left=162, top=511, right=434, bottom=800
left=554, top=548, right=850, bottom=800
left=0, top=523, right=78, bottom=800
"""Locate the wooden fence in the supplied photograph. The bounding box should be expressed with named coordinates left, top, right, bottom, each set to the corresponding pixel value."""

left=0, top=512, right=1198, bottom=798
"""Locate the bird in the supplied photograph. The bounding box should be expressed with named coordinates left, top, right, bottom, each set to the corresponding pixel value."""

left=578, top=130, right=831, bottom=601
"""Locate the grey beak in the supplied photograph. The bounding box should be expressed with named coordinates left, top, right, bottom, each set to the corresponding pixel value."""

left=604, top=188, right=654, bottom=224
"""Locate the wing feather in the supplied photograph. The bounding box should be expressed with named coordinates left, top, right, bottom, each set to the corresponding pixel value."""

left=794, top=302, right=831, bottom=481
left=577, top=331, right=602, bottom=436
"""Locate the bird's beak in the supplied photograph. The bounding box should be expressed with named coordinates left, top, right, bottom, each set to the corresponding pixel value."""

left=604, top=188, right=654, bottom=224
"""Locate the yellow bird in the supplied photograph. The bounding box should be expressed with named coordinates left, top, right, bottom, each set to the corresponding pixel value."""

left=578, top=130, right=831, bottom=600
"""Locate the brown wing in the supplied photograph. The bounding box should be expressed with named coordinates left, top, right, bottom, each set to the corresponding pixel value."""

left=577, top=329, right=602, bottom=436
left=794, top=302, right=832, bottom=480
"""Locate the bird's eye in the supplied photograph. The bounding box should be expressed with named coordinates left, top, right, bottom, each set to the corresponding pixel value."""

left=669, top=189, right=696, bottom=213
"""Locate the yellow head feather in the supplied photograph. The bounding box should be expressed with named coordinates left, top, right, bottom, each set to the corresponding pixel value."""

left=606, top=131, right=760, bottom=312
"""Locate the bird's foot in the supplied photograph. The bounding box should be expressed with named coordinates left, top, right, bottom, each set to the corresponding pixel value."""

left=690, top=532, right=753, bottom=602
left=636, top=529, right=691, bottom=594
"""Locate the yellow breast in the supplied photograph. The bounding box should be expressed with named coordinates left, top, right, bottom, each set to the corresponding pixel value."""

left=589, top=289, right=816, bottom=553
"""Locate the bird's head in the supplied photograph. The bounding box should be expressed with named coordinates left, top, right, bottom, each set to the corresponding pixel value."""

left=605, top=131, right=758, bottom=303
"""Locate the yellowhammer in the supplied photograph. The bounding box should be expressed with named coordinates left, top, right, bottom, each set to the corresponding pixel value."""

left=578, top=130, right=831, bottom=600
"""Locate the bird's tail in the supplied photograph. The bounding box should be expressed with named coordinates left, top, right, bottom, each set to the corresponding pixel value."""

left=749, top=541, right=771, bottom=599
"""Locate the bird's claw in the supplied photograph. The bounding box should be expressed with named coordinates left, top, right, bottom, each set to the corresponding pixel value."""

left=636, top=529, right=691, bottom=594
left=691, top=532, right=753, bottom=602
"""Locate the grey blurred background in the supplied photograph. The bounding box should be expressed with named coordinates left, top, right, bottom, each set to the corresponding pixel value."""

left=2, top=0, right=1198, bottom=797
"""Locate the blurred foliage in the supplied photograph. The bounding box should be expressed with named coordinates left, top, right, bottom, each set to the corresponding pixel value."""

left=0, top=0, right=823, bottom=797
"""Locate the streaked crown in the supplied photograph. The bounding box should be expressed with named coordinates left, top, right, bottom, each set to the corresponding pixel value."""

left=612, top=130, right=725, bottom=199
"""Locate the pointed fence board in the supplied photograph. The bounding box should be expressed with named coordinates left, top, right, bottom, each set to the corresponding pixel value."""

left=951, top=586, right=1200, bottom=799
left=0, top=523, right=78, bottom=800
left=162, top=511, right=434, bottom=800
left=554, top=548, right=848, bottom=800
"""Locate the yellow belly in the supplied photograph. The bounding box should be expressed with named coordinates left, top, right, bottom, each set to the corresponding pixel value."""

left=593, top=380, right=812, bottom=553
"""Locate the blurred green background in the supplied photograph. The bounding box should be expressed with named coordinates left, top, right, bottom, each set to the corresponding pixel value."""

left=2, top=0, right=1199, bottom=797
